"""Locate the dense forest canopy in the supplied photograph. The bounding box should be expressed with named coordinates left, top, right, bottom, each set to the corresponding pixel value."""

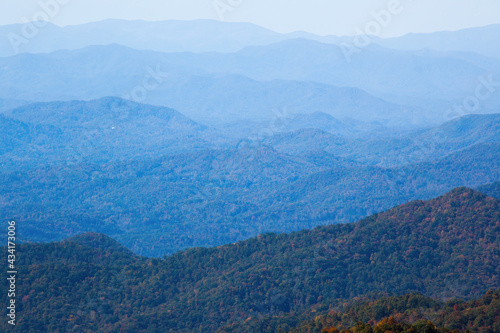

left=2, top=187, right=499, bottom=332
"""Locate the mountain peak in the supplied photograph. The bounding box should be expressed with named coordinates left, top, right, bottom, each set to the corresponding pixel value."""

left=433, top=186, right=492, bottom=207
left=443, top=186, right=483, bottom=197
left=357, top=186, right=498, bottom=234
left=66, top=232, right=136, bottom=256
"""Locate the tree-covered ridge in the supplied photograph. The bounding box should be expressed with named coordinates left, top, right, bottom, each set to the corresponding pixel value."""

left=1, top=187, right=499, bottom=332
left=65, top=232, right=138, bottom=257
left=1, top=97, right=500, bottom=257
left=3, top=142, right=500, bottom=257
left=222, top=290, right=499, bottom=332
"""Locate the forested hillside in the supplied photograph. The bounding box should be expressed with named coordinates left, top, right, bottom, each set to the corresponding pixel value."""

left=2, top=141, right=499, bottom=256
left=0, top=97, right=217, bottom=171
left=2, top=16, right=499, bottom=333
left=220, top=290, right=500, bottom=332
left=292, top=289, right=500, bottom=333
left=2, top=187, right=498, bottom=332
left=1, top=96, right=499, bottom=256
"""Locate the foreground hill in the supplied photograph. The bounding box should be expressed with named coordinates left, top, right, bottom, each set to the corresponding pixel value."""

left=2, top=187, right=498, bottom=332
left=220, top=290, right=500, bottom=332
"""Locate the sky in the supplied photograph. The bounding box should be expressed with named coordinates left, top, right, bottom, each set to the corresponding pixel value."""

left=1, top=0, right=500, bottom=37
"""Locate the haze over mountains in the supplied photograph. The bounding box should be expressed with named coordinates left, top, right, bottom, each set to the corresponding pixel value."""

left=1, top=95, right=499, bottom=256
left=1, top=20, right=499, bottom=128
left=0, top=16, right=499, bottom=332
left=2, top=20, right=499, bottom=58
left=375, top=24, right=500, bottom=59
left=0, top=19, right=499, bottom=256
left=0, top=20, right=290, bottom=55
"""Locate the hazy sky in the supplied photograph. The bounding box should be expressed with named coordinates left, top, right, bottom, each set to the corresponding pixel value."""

left=1, top=0, right=500, bottom=37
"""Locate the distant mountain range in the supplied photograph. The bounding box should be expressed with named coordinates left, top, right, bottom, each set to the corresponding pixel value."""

left=0, top=43, right=419, bottom=125
left=0, top=19, right=498, bottom=330
left=375, top=24, right=500, bottom=59
left=1, top=97, right=499, bottom=256
left=1, top=187, right=498, bottom=332
left=0, top=19, right=290, bottom=56
left=263, top=113, right=500, bottom=166
left=0, top=96, right=499, bottom=254
left=5, top=97, right=499, bottom=172
left=0, top=97, right=28, bottom=112
left=1, top=19, right=499, bottom=58
left=1, top=27, right=499, bottom=126
left=0, top=43, right=423, bottom=126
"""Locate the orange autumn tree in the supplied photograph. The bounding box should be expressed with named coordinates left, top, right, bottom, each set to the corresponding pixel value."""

left=321, top=327, right=340, bottom=333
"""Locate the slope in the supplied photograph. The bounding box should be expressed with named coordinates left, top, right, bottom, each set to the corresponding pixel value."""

left=221, top=290, right=500, bottom=333
left=1, top=141, right=499, bottom=256
left=1, top=187, right=499, bottom=332
left=265, top=113, right=500, bottom=167
left=0, top=97, right=217, bottom=170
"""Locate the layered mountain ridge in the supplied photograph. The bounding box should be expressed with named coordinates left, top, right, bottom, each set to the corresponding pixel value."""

left=2, top=187, right=499, bottom=332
